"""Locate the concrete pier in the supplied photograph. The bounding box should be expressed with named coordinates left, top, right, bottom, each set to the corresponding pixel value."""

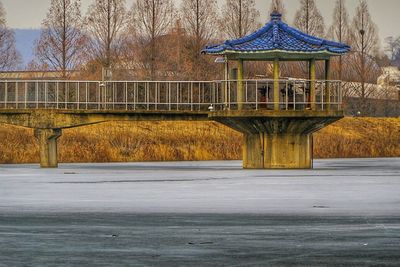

left=211, top=110, right=343, bottom=169
left=34, top=128, right=62, bottom=168
left=243, top=133, right=312, bottom=169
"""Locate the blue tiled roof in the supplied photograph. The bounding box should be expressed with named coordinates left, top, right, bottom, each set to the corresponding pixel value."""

left=202, top=12, right=350, bottom=56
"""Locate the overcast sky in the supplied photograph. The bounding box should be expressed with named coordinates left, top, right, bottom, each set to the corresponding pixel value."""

left=2, top=0, right=400, bottom=45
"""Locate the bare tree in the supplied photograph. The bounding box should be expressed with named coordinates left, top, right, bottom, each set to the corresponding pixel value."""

left=130, top=0, right=175, bottom=80
left=220, top=0, right=260, bottom=39
left=349, top=0, right=380, bottom=99
left=85, top=0, right=127, bottom=76
left=180, top=0, right=218, bottom=79
left=0, top=2, right=20, bottom=70
left=292, top=0, right=325, bottom=78
left=34, top=0, right=87, bottom=78
left=268, top=0, right=286, bottom=22
left=327, top=0, right=351, bottom=80
left=385, top=37, right=399, bottom=61
left=385, top=36, right=400, bottom=66
left=293, top=0, right=325, bottom=37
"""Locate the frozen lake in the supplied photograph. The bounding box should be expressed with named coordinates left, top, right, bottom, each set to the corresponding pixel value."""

left=0, top=158, right=399, bottom=265
left=1, top=158, right=399, bottom=215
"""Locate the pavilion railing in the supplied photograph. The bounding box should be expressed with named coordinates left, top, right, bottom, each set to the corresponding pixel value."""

left=0, top=79, right=342, bottom=111
left=216, top=79, right=343, bottom=111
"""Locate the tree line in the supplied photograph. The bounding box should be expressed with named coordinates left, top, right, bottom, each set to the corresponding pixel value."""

left=0, top=0, right=397, bottom=86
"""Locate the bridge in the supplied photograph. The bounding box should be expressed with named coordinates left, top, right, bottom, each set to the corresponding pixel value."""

left=0, top=79, right=343, bottom=168
left=0, top=12, right=351, bottom=169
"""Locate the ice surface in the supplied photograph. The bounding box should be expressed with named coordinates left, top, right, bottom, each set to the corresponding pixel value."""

left=0, top=158, right=399, bottom=215
left=1, top=159, right=400, bottom=265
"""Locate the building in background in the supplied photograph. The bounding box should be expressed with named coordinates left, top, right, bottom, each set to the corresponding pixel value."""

left=378, top=66, right=400, bottom=101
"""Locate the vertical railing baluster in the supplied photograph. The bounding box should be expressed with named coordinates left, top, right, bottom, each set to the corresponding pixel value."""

left=213, top=82, right=216, bottom=111
left=24, top=82, right=27, bottom=109
left=266, top=81, right=269, bottom=109
left=190, top=82, right=193, bottom=111
left=4, top=81, right=7, bottom=109
left=97, top=82, right=100, bottom=110
left=114, top=82, right=117, bottom=110
left=303, top=81, right=306, bottom=109
left=245, top=81, right=248, bottom=108
left=293, top=82, right=296, bottom=110
left=228, top=80, right=231, bottom=110
left=44, top=81, right=48, bottom=109
left=65, top=82, right=68, bottom=109
left=177, top=83, right=180, bottom=111
left=56, top=82, right=59, bottom=109
left=168, top=82, right=171, bottom=111
left=285, top=81, right=288, bottom=110
left=125, top=82, right=128, bottom=110
left=133, top=82, right=137, bottom=111
left=15, top=82, right=18, bottom=109
left=155, top=82, right=158, bottom=111
left=201, top=82, right=205, bottom=105
left=255, top=80, right=258, bottom=110
left=85, top=82, right=88, bottom=110
left=77, top=82, right=80, bottom=109
left=198, top=82, right=201, bottom=111
left=186, top=82, right=189, bottom=109
left=36, top=81, right=38, bottom=109
left=146, top=82, right=148, bottom=110
left=341, top=82, right=343, bottom=110
left=321, top=81, right=324, bottom=111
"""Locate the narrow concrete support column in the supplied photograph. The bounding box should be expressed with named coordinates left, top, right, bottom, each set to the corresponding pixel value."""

left=309, top=59, right=316, bottom=110
left=34, top=128, right=62, bottom=168
left=325, top=59, right=331, bottom=110
left=243, top=132, right=312, bottom=169
left=237, top=59, right=244, bottom=110
left=273, top=59, right=280, bottom=110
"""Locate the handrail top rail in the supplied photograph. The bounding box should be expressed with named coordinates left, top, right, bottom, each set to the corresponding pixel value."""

left=0, top=79, right=343, bottom=83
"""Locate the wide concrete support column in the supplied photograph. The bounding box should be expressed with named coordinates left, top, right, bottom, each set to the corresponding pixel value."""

left=237, top=59, right=244, bottom=110
left=34, top=128, right=62, bottom=168
left=243, top=132, right=312, bottom=169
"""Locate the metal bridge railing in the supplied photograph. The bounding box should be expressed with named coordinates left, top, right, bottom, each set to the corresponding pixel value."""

left=0, top=79, right=342, bottom=111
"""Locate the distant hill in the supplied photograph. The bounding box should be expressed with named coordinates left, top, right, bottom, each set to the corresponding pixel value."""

left=13, top=29, right=41, bottom=69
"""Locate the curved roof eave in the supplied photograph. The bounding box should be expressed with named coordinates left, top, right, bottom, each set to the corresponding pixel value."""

left=206, top=49, right=347, bottom=60
left=202, top=12, right=351, bottom=58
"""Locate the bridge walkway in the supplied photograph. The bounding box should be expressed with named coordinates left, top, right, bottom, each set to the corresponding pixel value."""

left=0, top=79, right=343, bottom=169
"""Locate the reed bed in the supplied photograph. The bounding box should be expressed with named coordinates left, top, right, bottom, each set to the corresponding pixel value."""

left=0, top=117, right=398, bottom=164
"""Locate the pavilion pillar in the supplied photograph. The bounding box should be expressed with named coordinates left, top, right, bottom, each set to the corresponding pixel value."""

left=237, top=59, right=244, bottom=110
left=224, top=57, right=229, bottom=109
left=324, top=59, right=331, bottom=110
left=273, top=59, right=280, bottom=110
left=309, top=59, right=316, bottom=110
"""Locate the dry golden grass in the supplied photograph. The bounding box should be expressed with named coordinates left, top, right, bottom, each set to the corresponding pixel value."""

left=0, top=117, right=398, bottom=164
left=314, top=117, right=400, bottom=158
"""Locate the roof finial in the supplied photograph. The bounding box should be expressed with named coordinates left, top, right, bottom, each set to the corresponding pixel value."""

left=271, top=11, right=282, bottom=22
